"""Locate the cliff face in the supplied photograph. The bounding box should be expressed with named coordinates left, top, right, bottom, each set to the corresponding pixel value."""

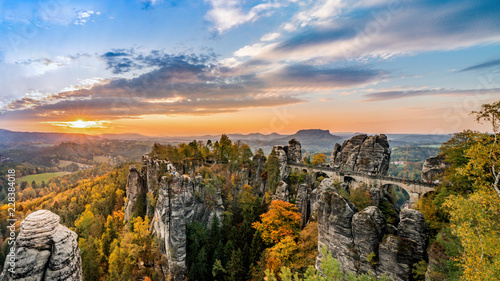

left=124, top=165, right=146, bottom=221
left=126, top=155, right=225, bottom=281
left=316, top=191, right=428, bottom=281
left=0, top=210, right=83, bottom=281
left=330, top=134, right=391, bottom=175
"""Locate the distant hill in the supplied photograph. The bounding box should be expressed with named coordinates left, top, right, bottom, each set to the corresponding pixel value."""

left=280, top=129, right=341, bottom=142
left=0, top=129, right=98, bottom=144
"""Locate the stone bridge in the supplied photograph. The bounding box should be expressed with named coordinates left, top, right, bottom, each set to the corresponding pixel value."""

left=288, top=163, right=437, bottom=206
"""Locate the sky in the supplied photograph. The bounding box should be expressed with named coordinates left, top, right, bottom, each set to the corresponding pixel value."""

left=0, top=0, right=499, bottom=136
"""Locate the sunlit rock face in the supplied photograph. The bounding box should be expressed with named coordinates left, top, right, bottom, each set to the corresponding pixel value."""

left=330, top=134, right=391, bottom=175
left=0, top=210, right=83, bottom=281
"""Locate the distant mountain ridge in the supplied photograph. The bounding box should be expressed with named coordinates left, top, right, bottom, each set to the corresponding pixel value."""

left=0, top=129, right=452, bottom=152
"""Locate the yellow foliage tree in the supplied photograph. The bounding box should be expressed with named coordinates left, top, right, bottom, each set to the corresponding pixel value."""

left=252, top=200, right=301, bottom=244
left=312, top=154, right=327, bottom=167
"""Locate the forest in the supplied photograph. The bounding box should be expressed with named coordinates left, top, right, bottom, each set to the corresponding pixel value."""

left=0, top=102, right=500, bottom=280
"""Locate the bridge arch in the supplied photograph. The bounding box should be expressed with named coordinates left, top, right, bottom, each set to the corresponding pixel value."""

left=381, top=184, right=410, bottom=208
left=313, top=171, right=329, bottom=182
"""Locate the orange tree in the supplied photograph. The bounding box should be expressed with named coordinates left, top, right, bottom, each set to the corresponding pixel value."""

left=252, top=200, right=301, bottom=273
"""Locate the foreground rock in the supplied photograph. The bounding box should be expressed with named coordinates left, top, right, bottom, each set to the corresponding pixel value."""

left=330, top=134, right=391, bottom=175
left=0, top=210, right=83, bottom=281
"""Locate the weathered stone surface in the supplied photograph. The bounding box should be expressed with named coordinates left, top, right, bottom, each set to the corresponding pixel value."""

left=316, top=192, right=358, bottom=273
left=315, top=190, right=427, bottom=281
left=422, top=155, right=448, bottom=183
left=273, top=181, right=289, bottom=202
left=352, top=206, right=386, bottom=275
left=151, top=172, right=224, bottom=281
left=330, top=134, right=391, bottom=175
left=273, top=146, right=290, bottom=180
left=310, top=178, right=335, bottom=217
left=0, top=210, right=82, bottom=281
left=252, top=154, right=267, bottom=196
left=398, top=209, right=427, bottom=261
left=295, top=183, right=309, bottom=228
left=378, top=235, right=416, bottom=281
left=124, top=165, right=146, bottom=221
left=287, top=139, right=302, bottom=164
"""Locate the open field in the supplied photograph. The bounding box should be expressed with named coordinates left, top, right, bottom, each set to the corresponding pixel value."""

left=17, top=172, right=70, bottom=184
left=93, top=156, right=112, bottom=164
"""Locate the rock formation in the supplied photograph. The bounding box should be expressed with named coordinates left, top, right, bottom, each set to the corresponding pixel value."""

left=421, top=155, right=448, bottom=183
left=124, top=165, right=146, bottom=221
left=150, top=170, right=224, bottom=281
left=273, top=181, right=290, bottom=202
left=295, top=183, right=309, bottom=228
left=330, top=134, right=391, bottom=175
left=287, top=139, right=302, bottom=164
left=316, top=191, right=428, bottom=281
left=352, top=206, right=386, bottom=275
left=316, top=191, right=358, bottom=273
left=0, top=210, right=83, bottom=281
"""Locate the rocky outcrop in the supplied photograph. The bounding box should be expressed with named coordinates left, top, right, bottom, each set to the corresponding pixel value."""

left=124, top=165, right=146, bottom=221
left=310, top=178, right=335, bottom=217
left=421, top=155, right=448, bottom=183
left=352, top=206, right=386, bottom=275
left=151, top=172, right=224, bottom=281
left=287, top=139, right=302, bottom=164
left=295, top=183, right=309, bottom=228
left=316, top=192, right=428, bottom=281
left=398, top=209, right=427, bottom=261
left=330, top=134, right=391, bottom=175
left=273, top=181, right=290, bottom=202
left=316, top=191, right=358, bottom=273
left=0, top=210, right=82, bottom=281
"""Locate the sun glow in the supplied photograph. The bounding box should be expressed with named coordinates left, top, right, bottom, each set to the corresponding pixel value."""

left=47, top=119, right=111, bottom=129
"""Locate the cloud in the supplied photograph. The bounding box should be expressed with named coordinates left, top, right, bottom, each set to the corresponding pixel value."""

left=1, top=51, right=305, bottom=120
left=361, top=88, right=500, bottom=102
left=460, top=58, right=500, bottom=72
left=2, top=48, right=389, bottom=121
left=261, top=32, right=281, bottom=42
left=74, top=10, right=100, bottom=25
left=253, top=0, right=500, bottom=63
left=268, top=64, right=386, bottom=88
left=204, top=0, right=287, bottom=33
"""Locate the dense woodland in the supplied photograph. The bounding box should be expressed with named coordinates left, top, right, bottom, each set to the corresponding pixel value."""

left=0, top=102, right=500, bottom=280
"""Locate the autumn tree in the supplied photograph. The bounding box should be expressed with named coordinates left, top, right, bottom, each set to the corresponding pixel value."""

left=442, top=101, right=500, bottom=280
left=253, top=200, right=301, bottom=273
left=312, top=154, right=327, bottom=167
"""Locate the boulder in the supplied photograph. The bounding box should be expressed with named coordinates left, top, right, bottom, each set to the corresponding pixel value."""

left=0, top=210, right=83, bottom=281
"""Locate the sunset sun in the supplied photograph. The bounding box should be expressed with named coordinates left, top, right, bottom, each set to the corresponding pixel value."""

left=47, top=119, right=111, bottom=130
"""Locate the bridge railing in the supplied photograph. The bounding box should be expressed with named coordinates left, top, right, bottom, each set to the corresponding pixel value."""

left=287, top=162, right=438, bottom=188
